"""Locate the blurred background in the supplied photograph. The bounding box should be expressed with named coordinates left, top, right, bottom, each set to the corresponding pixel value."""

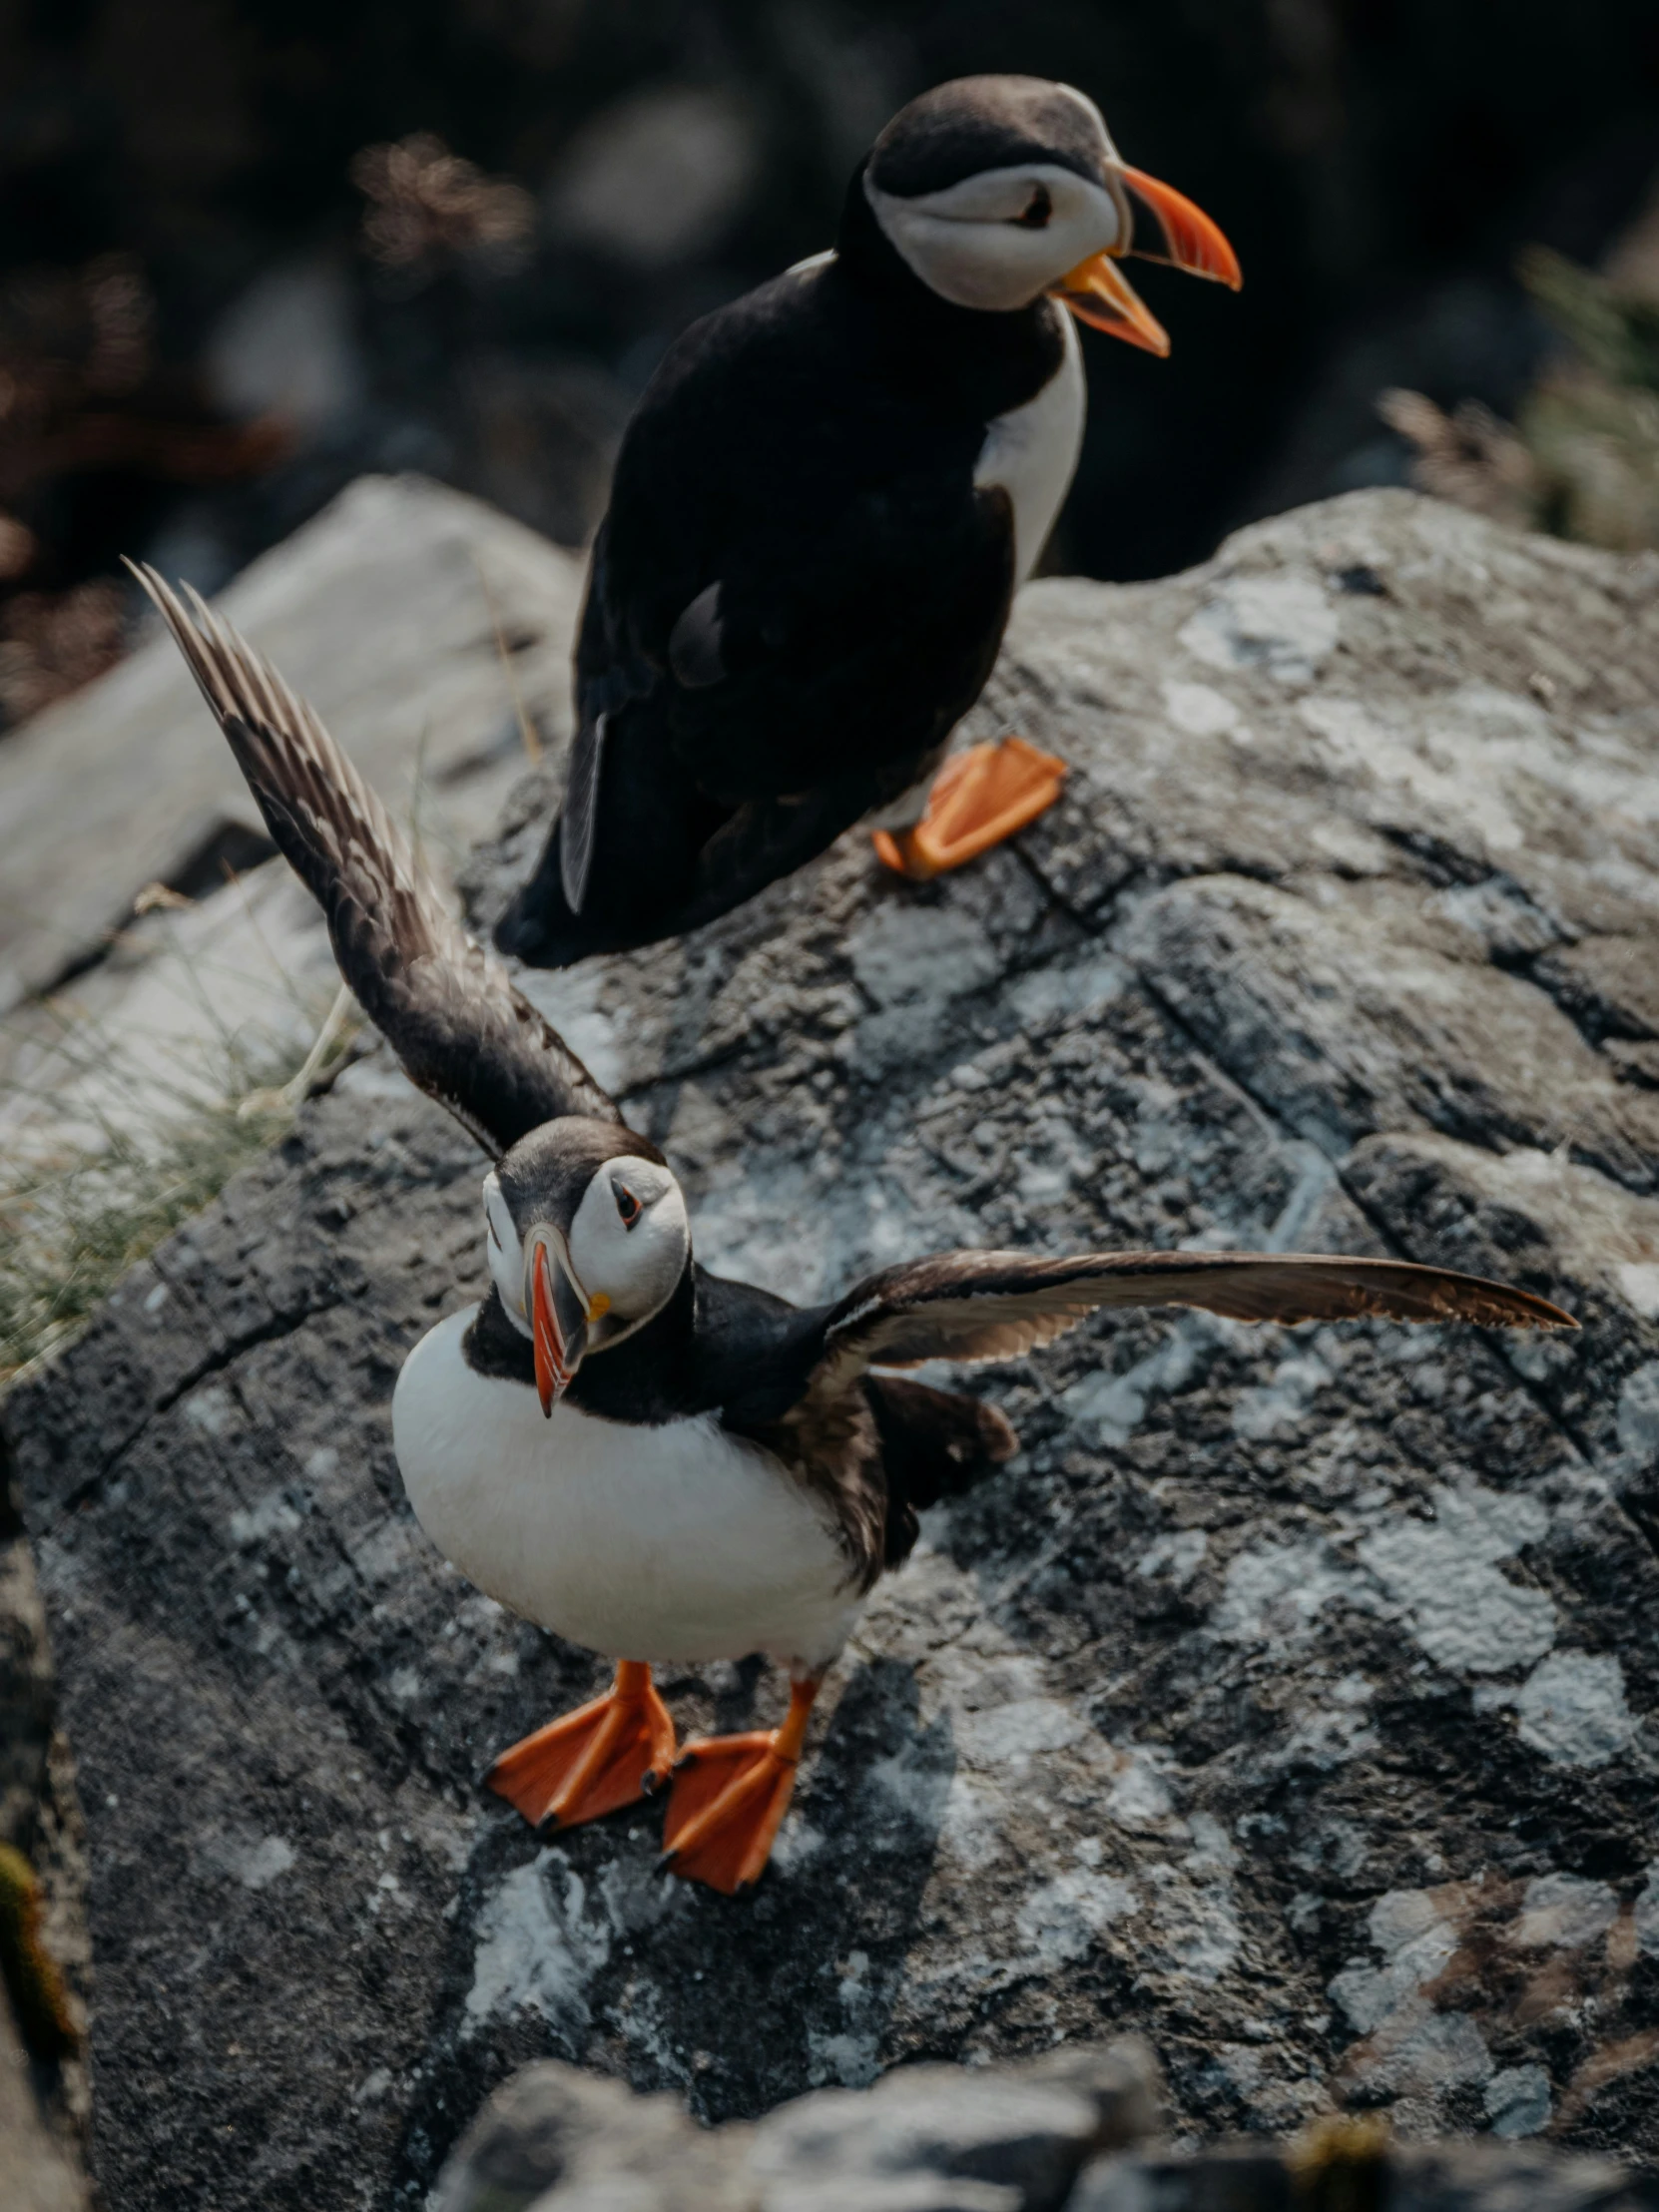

left=1, top=0, right=1658, bottom=734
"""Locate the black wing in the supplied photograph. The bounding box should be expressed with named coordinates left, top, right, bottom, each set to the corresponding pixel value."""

left=507, top=500, right=1007, bottom=967
left=131, top=563, right=618, bottom=1157
left=803, top=1247, right=1576, bottom=1405
left=557, top=706, right=608, bottom=915
left=631, top=469, right=1014, bottom=809
left=495, top=264, right=1017, bottom=965
left=497, top=498, right=1007, bottom=963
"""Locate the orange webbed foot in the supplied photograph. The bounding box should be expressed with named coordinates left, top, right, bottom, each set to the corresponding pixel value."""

left=485, top=1660, right=676, bottom=1831
left=872, top=737, right=1066, bottom=881
left=661, top=1676, right=820, bottom=1895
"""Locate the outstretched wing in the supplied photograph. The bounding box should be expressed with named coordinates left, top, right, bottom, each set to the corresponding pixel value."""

left=806, top=1247, right=1575, bottom=1404
left=131, top=562, right=618, bottom=1157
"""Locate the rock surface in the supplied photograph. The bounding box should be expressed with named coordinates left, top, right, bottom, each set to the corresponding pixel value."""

left=5, top=488, right=1659, bottom=2209
left=0, top=473, right=585, bottom=1239
left=431, top=2044, right=1657, bottom=2212
left=1074, top=2138, right=1659, bottom=2211
left=0, top=473, right=582, bottom=1012
left=432, top=2038, right=1155, bottom=2212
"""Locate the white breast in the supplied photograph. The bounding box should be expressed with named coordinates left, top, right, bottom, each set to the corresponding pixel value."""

left=974, top=304, right=1086, bottom=582
left=390, top=1309, right=861, bottom=1674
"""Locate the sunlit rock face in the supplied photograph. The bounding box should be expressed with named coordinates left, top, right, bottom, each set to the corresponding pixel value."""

left=424, top=2042, right=1653, bottom=2212
left=7, top=487, right=1659, bottom=2211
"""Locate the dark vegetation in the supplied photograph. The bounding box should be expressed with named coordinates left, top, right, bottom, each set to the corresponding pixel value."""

left=0, top=0, right=1656, bottom=727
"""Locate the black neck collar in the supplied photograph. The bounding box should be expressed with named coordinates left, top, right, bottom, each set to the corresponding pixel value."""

left=832, top=162, right=1066, bottom=417
left=568, top=1263, right=699, bottom=1421
left=836, top=162, right=963, bottom=321
left=461, top=1266, right=702, bottom=1424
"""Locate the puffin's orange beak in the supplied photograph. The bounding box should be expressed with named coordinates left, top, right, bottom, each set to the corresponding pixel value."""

left=1052, top=255, right=1171, bottom=355
left=530, top=1240, right=587, bottom=1417
left=1052, top=165, right=1241, bottom=355
left=1118, top=166, right=1243, bottom=288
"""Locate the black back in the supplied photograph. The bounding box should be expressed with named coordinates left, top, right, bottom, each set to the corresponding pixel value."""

left=494, top=164, right=1068, bottom=967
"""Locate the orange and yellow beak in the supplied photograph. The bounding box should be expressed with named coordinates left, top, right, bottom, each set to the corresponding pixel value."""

left=1051, top=164, right=1241, bottom=357
left=529, top=1237, right=610, bottom=1416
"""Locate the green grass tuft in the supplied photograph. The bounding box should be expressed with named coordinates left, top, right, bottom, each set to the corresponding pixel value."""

left=0, top=979, right=355, bottom=1391
left=1382, top=223, right=1659, bottom=554
left=0, top=1080, right=295, bottom=1390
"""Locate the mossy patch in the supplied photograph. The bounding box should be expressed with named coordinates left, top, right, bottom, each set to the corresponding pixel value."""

left=0, top=1842, right=78, bottom=2061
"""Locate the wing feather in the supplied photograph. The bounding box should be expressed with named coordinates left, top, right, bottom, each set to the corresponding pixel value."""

left=131, top=562, right=618, bottom=1156
left=808, top=1248, right=1576, bottom=1403
left=558, top=710, right=606, bottom=914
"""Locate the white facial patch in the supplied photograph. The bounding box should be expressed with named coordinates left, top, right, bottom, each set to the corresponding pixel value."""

left=865, top=162, right=1122, bottom=312
left=483, top=1171, right=531, bottom=1336
left=566, top=1155, right=691, bottom=1341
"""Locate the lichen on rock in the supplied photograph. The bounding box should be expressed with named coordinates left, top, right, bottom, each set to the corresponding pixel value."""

left=4, top=485, right=1659, bottom=2209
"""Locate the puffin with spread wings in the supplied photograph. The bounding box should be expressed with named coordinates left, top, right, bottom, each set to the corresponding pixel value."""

left=494, top=73, right=1243, bottom=969
left=136, top=567, right=1576, bottom=1894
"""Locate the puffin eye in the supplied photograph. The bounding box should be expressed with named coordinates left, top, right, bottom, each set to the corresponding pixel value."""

left=1013, top=185, right=1052, bottom=229
left=612, top=1177, right=642, bottom=1230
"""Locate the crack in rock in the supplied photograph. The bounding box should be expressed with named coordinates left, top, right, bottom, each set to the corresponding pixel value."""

left=8, top=485, right=1659, bottom=2207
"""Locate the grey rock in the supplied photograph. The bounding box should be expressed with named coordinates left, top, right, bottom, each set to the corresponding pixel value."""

left=750, top=2068, right=1096, bottom=2212
left=1017, top=2041, right=1166, bottom=2154
left=0, top=471, right=584, bottom=1011
left=0, top=470, right=584, bottom=1239
left=1071, top=2138, right=1658, bottom=2211
left=759, top=2177, right=1018, bottom=2212
left=440, top=2053, right=1656, bottom=2212
left=435, top=2038, right=1154, bottom=2212
left=1385, top=2138, right=1658, bottom=2210
left=1068, top=2145, right=1288, bottom=2212
left=0, top=846, right=342, bottom=1173
left=6, top=488, right=1659, bottom=2209
left=434, top=2061, right=752, bottom=2212
left=744, top=2038, right=1159, bottom=2212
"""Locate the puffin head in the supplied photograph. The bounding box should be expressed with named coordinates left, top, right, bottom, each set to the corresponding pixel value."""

left=859, top=75, right=1240, bottom=354
left=483, top=1117, right=691, bottom=1415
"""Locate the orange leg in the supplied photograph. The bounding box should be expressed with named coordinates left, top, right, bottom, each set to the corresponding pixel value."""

left=485, top=1660, right=677, bottom=1831
left=661, top=1675, right=822, bottom=1895
left=872, top=737, right=1066, bottom=881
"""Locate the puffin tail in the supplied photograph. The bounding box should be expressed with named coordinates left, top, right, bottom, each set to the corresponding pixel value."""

left=863, top=1372, right=1018, bottom=1570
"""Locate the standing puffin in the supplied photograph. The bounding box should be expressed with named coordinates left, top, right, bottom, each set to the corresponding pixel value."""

left=134, top=568, right=1574, bottom=1894
left=494, top=73, right=1242, bottom=968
